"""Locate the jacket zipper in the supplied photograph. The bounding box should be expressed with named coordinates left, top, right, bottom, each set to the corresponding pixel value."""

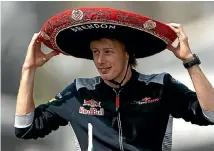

left=113, top=89, right=124, bottom=151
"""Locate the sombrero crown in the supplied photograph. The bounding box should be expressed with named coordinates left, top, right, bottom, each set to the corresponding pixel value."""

left=39, top=7, right=177, bottom=59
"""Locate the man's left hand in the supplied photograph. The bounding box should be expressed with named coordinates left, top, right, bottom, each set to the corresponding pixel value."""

left=167, top=23, right=194, bottom=63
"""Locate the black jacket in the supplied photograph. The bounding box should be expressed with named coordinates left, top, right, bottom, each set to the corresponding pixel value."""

left=15, top=69, right=214, bottom=151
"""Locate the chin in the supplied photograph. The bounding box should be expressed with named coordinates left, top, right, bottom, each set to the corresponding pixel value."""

left=99, top=70, right=117, bottom=81
left=100, top=73, right=113, bottom=81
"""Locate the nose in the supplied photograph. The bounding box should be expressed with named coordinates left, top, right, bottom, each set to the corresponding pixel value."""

left=97, top=53, right=105, bottom=64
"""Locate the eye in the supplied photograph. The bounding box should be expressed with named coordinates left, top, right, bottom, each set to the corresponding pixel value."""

left=104, top=49, right=113, bottom=54
left=92, top=50, right=99, bottom=54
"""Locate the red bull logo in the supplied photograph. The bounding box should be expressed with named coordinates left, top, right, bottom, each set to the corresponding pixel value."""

left=79, top=107, right=104, bottom=116
left=80, top=99, right=104, bottom=116
left=83, top=99, right=101, bottom=108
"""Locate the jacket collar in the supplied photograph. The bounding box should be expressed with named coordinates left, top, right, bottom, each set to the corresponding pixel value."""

left=99, top=69, right=140, bottom=91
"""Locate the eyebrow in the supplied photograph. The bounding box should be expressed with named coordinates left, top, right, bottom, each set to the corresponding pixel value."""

left=91, top=47, right=114, bottom=50
left=103, top=48, right=113, bottom=50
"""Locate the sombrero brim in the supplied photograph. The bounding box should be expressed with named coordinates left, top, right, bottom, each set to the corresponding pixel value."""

left=39, top=7, right=177, bottom=59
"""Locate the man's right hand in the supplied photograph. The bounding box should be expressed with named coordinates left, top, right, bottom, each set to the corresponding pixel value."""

left=23, top=32, right=60, bottom=70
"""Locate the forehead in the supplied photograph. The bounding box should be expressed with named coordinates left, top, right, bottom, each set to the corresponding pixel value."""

left=90, top=38, right=121, bottom=49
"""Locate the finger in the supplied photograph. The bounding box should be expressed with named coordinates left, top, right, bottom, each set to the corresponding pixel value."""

left=35, top=39, right=42, bottom=51
left=26, top=34, right=42, bottom=59
left=29, top=33, right=41, bottom=47
left=26, top=34, right=39, bottom=55
left=42, top=57, right=48, bottom=62
left=175, top=24, right=187, bottom=38
left=25, top=33, right=42, bottom=62
left=167, top=24, right=179, bottom=33
left=167, top=23, right=181, bottom=28
left=167, top=25, right=181, bottom=38
left=167, top=44, right=176, bottom=52
left=45, top=51, right=60, bottom=60
left=168, top=23, right=186, bottom=38
left=169, top=23, right=184, bottom=31
left=177, top=25, right=186, bottom=34
left=178, top=27, right=187, bottom=39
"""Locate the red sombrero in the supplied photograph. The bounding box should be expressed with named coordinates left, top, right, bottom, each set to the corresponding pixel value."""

left=39, top=7, right=177, bottom=59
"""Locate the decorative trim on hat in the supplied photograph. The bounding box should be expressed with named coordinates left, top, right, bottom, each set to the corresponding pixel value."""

left=40, top=8, right=176, bottom=55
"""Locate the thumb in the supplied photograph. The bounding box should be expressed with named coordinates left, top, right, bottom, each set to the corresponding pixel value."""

left=167, top=44, right=176, bottom=52
left=45, top=51, right=60, bottom=60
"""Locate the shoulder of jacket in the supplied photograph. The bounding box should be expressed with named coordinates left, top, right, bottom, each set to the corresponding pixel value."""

left=75, top=76, right=101, bottom=90
left=138, top=72, right=170, bottom=85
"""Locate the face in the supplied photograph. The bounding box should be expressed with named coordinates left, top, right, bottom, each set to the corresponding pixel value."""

left=90, top=38, right=129, bottom=82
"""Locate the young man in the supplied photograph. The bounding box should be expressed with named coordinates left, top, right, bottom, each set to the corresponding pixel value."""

left=15, top=8, right=214, bottom=151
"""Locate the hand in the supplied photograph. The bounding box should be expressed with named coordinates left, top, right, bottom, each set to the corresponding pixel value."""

left=167, top=23, right=194, bottom=62
left=23, top=32, right=60, bottom=70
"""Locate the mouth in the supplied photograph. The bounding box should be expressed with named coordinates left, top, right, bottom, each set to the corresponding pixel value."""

left=98, top=67, right=111, bottom=74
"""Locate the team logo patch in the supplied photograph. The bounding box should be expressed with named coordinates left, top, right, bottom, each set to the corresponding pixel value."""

left=131, top=97, right=160, bottom=105
left=79, top=99, right=104, bottom=116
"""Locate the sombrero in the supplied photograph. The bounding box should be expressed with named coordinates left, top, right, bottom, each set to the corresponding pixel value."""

left=39, top=7, right=177, bottom=59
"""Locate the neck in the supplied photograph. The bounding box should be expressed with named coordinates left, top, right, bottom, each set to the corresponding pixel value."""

left=104, top=66, right=132, bottom=89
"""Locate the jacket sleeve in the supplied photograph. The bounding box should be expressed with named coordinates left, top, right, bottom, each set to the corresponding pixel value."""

left=14, top=82, right=77, bottom=139
left=163, top=73, right=214, bottom=126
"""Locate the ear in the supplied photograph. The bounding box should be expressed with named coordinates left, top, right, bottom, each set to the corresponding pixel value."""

left=125, top=52, right=129, bottom=61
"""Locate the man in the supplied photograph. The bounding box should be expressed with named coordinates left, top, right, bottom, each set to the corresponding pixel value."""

left=15, top=8, right=214, bottom=151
